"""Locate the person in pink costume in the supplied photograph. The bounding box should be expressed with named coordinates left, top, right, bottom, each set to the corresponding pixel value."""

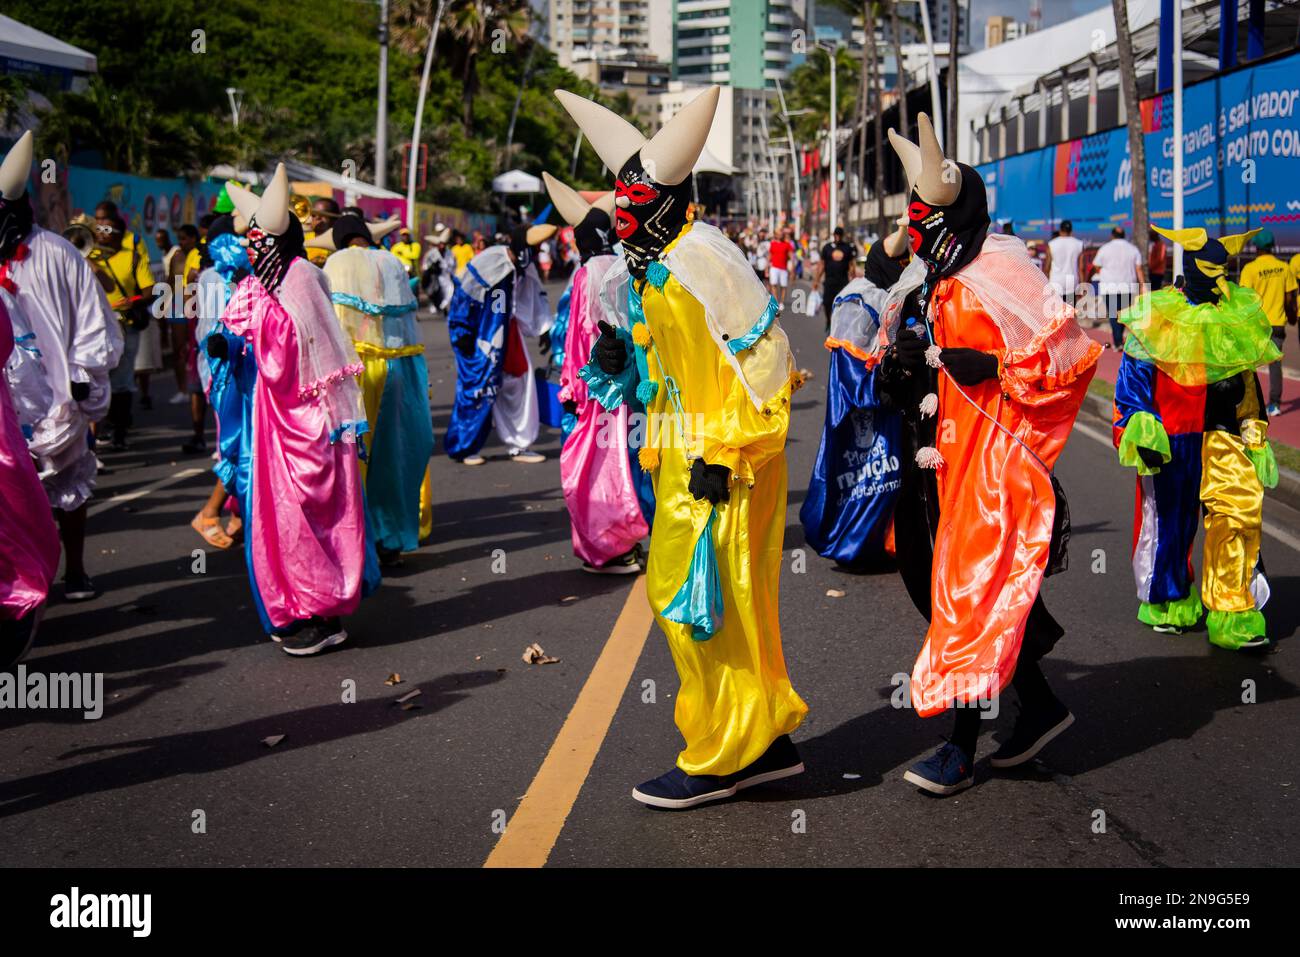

left=220, top=165, right=379, bottom=656
left=544, top=173, right=649, bottom=574
left=0, top=290, right=60, bottom=668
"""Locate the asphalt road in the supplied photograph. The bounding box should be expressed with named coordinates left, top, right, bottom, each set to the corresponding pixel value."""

left=2, top=277, right=1297, bottom=868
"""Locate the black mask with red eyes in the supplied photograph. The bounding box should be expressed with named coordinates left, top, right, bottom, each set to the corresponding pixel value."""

left=573, top=207, right=614, bottom=264
left=906, top=163, right=989, bottom=280
left=245, top=215, right=305, bottom=293
left=614, top=154, right=694, bottom=280
left=0, top=192, right=33, bottom=264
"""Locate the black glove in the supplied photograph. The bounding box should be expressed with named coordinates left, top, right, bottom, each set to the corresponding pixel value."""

left=1136, top=446, right=1165, bottom=470
left=593, top=320, right=627, bottom=375
left=893, top=327, right=928, bottom=371
left=689, top=458, right=731, bottom=505
left=561, top=399, right=578, bottom=415
left=206, top=333, right=228, bottom=361
left=454, top=335, right=476, bottom=358
left=539, top=331, right=552, bottom=355
left=69, top=380, right=91, bottom=402
left=939, top=348, right=999, bottom=386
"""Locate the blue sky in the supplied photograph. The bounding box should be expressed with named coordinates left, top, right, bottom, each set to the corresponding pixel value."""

left=970, top=0, right=1111, bottom=31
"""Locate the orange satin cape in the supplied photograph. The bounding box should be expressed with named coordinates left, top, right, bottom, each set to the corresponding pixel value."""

left=910, top=278, right=1098, bottom=716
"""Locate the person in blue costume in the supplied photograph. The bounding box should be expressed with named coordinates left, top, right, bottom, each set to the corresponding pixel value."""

left=309, top=214, right=435, bottom=566
left=800, top=229, right=909, bottom=569
left=192, top=210, right=270, bottom=628
left=444, top=224, right=556, bottom=466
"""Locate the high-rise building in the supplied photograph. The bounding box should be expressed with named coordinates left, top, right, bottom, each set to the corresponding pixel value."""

left=886, top=0, right=972, bottom=52
left=673, top=0, right=803, bottom=90
left=548, top=0, right=657, bottom=67
left=985, top=14, right=1030, bottom=49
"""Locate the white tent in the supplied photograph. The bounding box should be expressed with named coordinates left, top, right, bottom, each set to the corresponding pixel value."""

left=0, top=15, right=97, bottom=76
left=694, top=145, right=734, bottom=176
left=492, top=169, right=543, bottom=194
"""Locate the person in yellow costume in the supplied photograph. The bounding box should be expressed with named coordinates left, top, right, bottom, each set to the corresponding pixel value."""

left=557, top=86, right=808, bottom=810
left=1114, top=224, right=1280, bottom=650
left=307, top=214, right=436, bottom=561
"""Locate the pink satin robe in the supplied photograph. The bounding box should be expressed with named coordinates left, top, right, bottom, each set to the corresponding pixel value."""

left=558, top=257, right=648, bottom=566
left=222, top=271, right=368, bottom=628
left=0, top=297, right=60, bottom=621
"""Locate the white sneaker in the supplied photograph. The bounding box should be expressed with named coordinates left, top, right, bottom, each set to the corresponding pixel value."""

left=510, top=449, right=546, bottom=464
left=462, top=454, right=486, bottom=466
left=168, top=392, right=188, bottom=405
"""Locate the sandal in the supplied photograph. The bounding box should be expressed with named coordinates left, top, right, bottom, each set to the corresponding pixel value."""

left=191, top=514, right=234, bottom=549
left=225, top=516, right=243, bottom=539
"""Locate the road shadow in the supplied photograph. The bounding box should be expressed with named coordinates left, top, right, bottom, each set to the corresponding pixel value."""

left=0, top=671, right=504, bottom=819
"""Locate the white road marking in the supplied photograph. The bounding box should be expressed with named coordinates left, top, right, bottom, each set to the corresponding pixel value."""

left=88, top=467, right=208, bottom=517
left=1071, top=418, right=1300, bottom=553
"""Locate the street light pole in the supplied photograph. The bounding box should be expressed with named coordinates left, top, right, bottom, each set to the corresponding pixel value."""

left=775, top=77, right=803, bottom=236
left=1172, top=0, right=1185, bottom=277
left=407, top=0, right=447, bottom=229
left=225, top=87, right=243, bottom=129
left=918, top=0, right=944, bottom=148
left=826, top=42, right=839, bottom=233
left=376, top=0, right=389, bottom=189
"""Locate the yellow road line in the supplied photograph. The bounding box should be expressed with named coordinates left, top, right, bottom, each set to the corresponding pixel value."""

left=484, top=576, right=655, bottom=868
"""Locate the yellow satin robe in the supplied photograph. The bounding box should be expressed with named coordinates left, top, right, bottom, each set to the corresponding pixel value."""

left=639, top=272, right=808, bottom=777
left=356, top=347, right=433, bottom=542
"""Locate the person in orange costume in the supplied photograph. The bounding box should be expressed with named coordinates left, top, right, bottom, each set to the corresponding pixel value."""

left=868, top=116, right=1101, bottom=796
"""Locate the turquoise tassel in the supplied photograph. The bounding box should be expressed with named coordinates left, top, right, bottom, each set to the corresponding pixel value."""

left=661, top=508, right=724, bottom=640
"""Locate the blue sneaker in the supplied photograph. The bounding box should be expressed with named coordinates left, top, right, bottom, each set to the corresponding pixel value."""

left=731, top=734, right=805, bottom=791
left=903, top=742, right=975, bottom=796
left=632, top=767, right=735, bottom=810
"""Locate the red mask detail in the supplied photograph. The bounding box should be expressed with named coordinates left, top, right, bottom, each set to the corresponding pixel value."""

left=614, top=208, right=638, bottom=239
left=908, top=227, right=923, bottom=252
left=616, top=180, right=660, bottom=205
left=908, top=201, right=931, bottom=221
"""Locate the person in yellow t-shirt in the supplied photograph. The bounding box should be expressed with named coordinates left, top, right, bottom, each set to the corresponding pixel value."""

left=89, top=212, right=156, bottom=449
left=451, top=231, right=474, bottom=276
left=390, top=228, right=421, bottom=277
left=1239, top=229, right=1297, bottom=414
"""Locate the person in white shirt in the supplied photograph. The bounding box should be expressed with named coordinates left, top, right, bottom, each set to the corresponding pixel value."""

left=1044, top=219, right=1084, bottom=300
left=1090, top=226, right=1146, bottom=347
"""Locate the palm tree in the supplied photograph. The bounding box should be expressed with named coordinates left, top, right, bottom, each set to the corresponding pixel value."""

left=393, top=0, right=531, bottom=131
left=787, top=45, right=858, bottom=235
left=889, top=0, right=910, bottom=140
left=1111, top=0, right=1148, bottom=258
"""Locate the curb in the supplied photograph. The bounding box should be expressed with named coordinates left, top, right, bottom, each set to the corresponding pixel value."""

left=1081, top=391, right=1300, bottom=513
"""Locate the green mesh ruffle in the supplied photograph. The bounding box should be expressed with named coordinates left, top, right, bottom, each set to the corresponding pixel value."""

left=1118, top=411, right=1171, bottom=475
left=1120, top=285, right=1281, bottom=386
left=1247, top=444, right=1279, bottom=489
left=1206, top=609, right=1267, bottom=650
left=1138, top=593, right=1203, bottom=629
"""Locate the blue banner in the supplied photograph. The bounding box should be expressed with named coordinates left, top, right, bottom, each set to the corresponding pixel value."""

left=978, top=50, right=1300, bottom=249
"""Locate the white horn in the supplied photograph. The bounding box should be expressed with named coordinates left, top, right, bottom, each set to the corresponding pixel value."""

left=225, top=183, right=261, bottom=231
left=592, top=190, right=616, bottom=219
left=542, top=171, right=591, bottom=227
left=640, top=86, right=718, bottom=186
left=367, top=217, right=402, bottom=242
left=887, top=128, right=921, bottom=195
left=555, top=89, right=646, bottom=175
left=303, top=227, right=336, bottom=251
left=0, top=130, right=33, bottom=200
left=916, top=113, right=961, bottom=205
left=256, top=163, right=291, bottom=236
